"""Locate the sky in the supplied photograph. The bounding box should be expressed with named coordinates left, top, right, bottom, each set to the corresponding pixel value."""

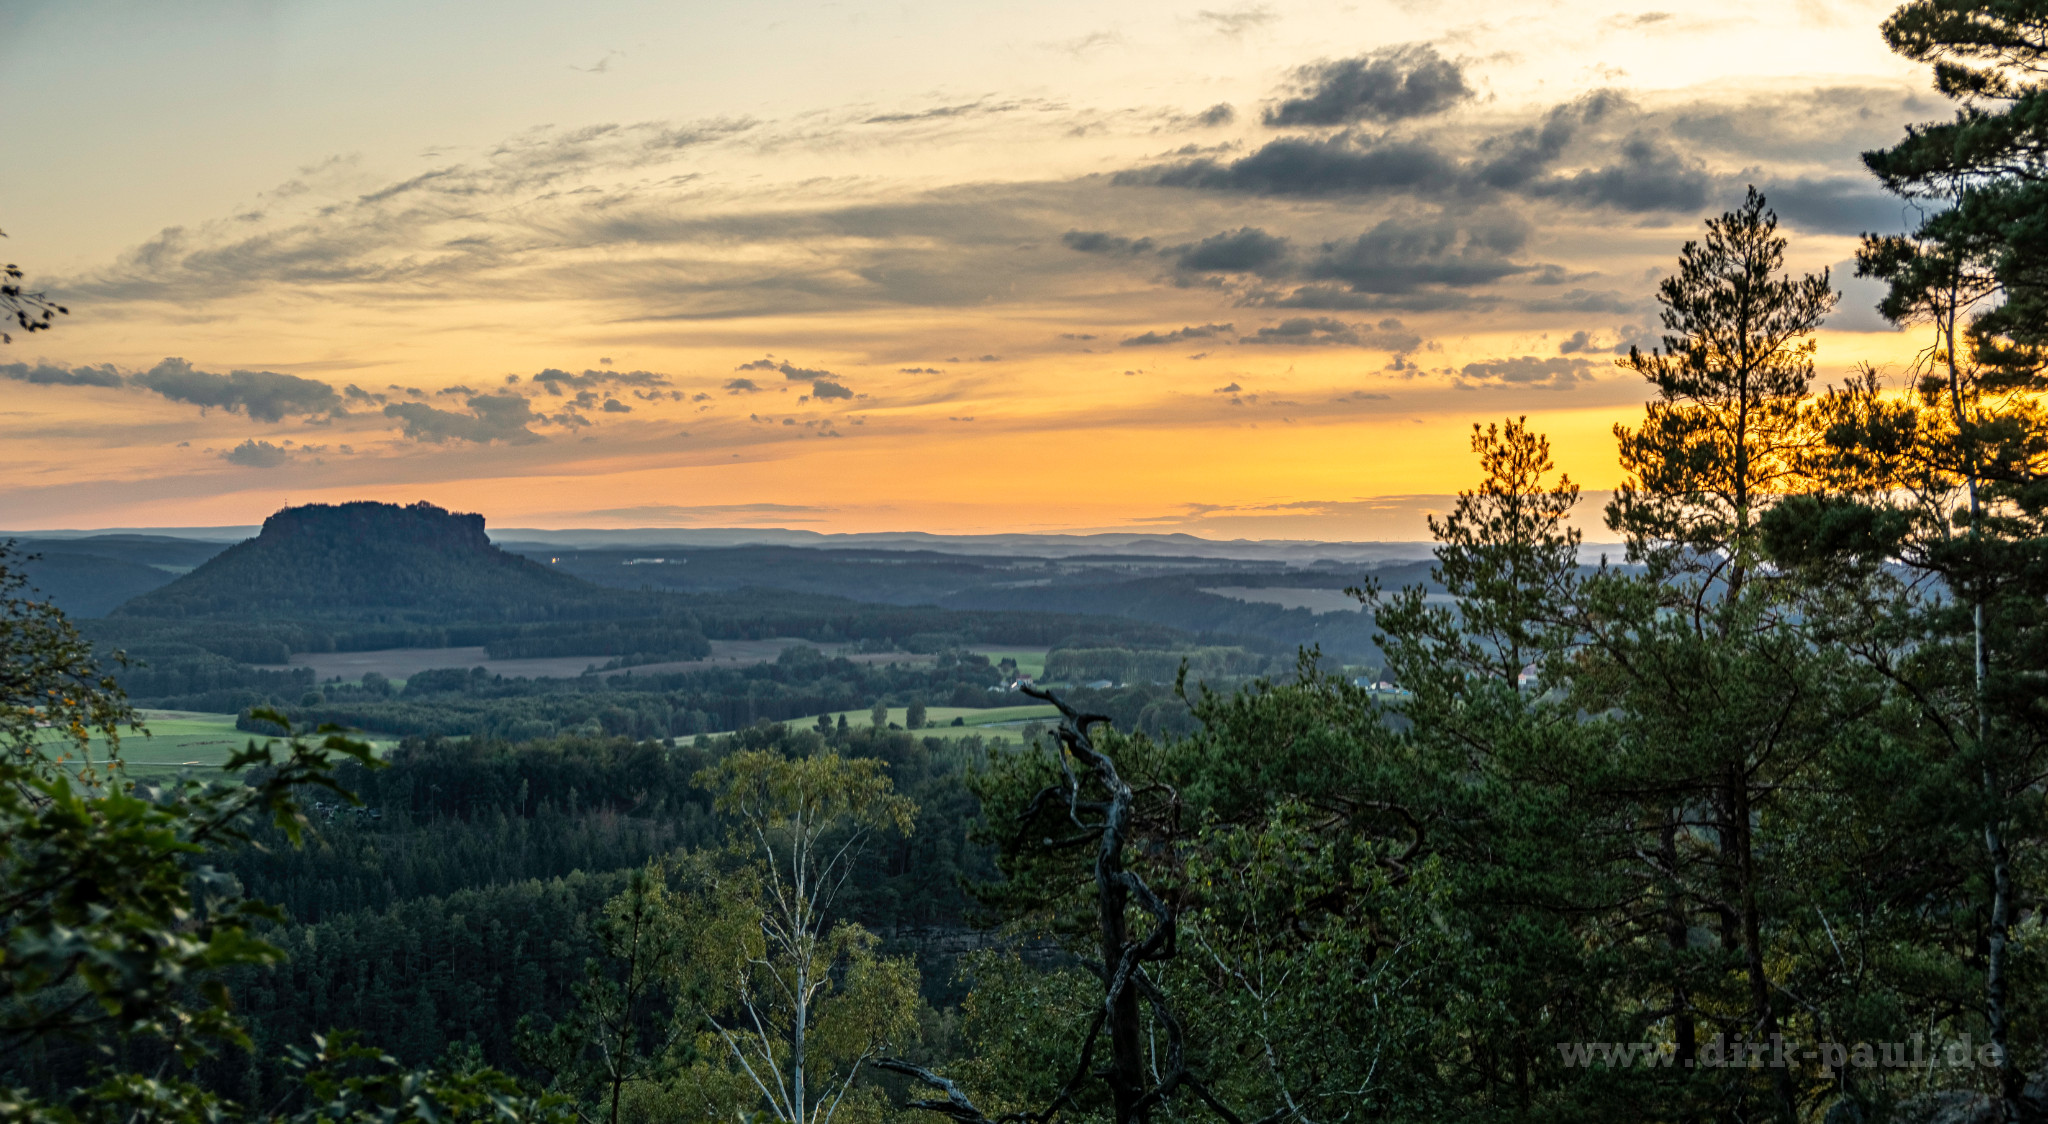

left=0, top=0, right=1947, bottom=538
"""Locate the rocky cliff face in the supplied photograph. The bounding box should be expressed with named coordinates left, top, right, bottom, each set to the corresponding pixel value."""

left=259, top=501, right=493, bottom=554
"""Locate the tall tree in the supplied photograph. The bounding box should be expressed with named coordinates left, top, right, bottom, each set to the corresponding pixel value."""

left=1774, top=8, right=2048, bottom=1111
left=1611, top=186, right=1837, bottom=618
left=1597, top=190, right=1846, bottom=1123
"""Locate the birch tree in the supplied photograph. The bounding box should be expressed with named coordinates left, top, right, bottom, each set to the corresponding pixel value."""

left=679, top=749, right=923, bottom=1124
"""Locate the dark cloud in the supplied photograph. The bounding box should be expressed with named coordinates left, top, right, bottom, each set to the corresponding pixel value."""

left=0, top=361, right=125, bottom=387
left=1523, top=133, right=1712, bottom=212
left=736, top=358, right=836, bottom=382
left=1120, top=323, right=1233, bottom=347
left=1474, top=91, right=1628, bottom=190
left=898, top=366, right=944, bottom=374
left=1173, top=227, right=1292, bottom=274
left=531, top=367, right=672, bottom=395
left=1520, top=288, right=1641, bottom=314
left=1303, top=213, right=1533, bottom=293
left=1214, top=382, right=1242, bottom=393
left=811, top=379, right=854, bottom=399
left=382, top=393, right=545, bottom=443
left=724, top=378, right=762, bottom=393
left=1126, top=134, right=1456, bottom=195
left=1242, top=316, right=1423, bottom=350
left=1244, top=317, right=1353, bottom=344
left=220, top=439, right=293, bottom=468
left=1754, top=176, right=1914, bottom=236
left=1062, top=230, right=1157, bottom=255
left=1125, top=89, right=1729, bottom=218
left=134, top=358, right=345, bottom=422
left=601, top=397, right=631, bottom=412
left=436, top=384, right=478, bottom=397
left=1193, top=103, right=1236, bottom=127
left=1264, top=45, right=1473, bottom=127
left=1457, top=355, right=1596, bottom=390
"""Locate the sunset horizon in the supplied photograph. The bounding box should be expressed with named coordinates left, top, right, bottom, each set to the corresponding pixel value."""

left=4, top=0, right=1934, bottom=536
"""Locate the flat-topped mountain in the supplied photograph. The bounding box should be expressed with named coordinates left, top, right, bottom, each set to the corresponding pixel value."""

left=114, top=501, right=592, bottom=620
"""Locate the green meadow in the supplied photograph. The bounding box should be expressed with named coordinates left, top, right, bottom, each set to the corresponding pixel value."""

left=51, top=710, right=397, bottom=775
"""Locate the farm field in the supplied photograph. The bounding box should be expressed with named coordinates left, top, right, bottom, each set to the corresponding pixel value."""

left=51, top=710, right=397, bottom=775
left=966, top=647, right=1048, bottom=678
left=769, top=703, right=1059, bottom=741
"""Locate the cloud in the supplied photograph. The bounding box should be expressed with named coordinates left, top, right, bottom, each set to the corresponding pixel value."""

left=1142, top=213, right=1530, bottom=309
left=738, top=358, right=838, bottom=382
left=133, top=358, right=345, bottom=421
left=1241, top=316, right=1423, bottom=350
left=601, top=397, right=631, bottom=413
left=1473, top=91, right=1628, bottom=190
left=863, top=99, right=1023, bottom=125
left=1062, top=230, right=1157, bottom=255
left=1125, top=89, right=1726, bottom=216
left=1754, top=175, right=1913, bottom=236
left=1457, top=355, right=1597, bottom=390
left=1196, top=5, right=1277, bottom=37
left=530, top=367, right=671, bottom=395
left=382, top=393, right=545, bottom=442
left=0, top=361, right=124, bottom=387
left=1213, top=382, right=1242, bottom=393
left=724, top=378, right=763, bottom=393
left=898, top=366, right=944, bottom=374
left=1191, top=103, right=1236, bottom=127
left=1558, top=325, right=1653, bottom=354
left=1120, top=323, right=1233, bottom=347
left=220, top=439, right=294, bottom=468
left=811, top=379, right=854, bottom=399
left=1172, top=227, right=1292, bottom=274
left=1264, top=45, right=1473, bottom=127
left=1523, top=133, right=1712, bottom=212
left=1128, top=134, right=1456, bottom=195
left=1302, top=213, right=1533, bottom=294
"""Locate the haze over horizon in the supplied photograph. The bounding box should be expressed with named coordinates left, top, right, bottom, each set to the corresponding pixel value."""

left=3, top=0, right=1936, bottom=537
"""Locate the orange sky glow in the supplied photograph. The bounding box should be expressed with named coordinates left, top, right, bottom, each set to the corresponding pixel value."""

left=0, top=0, right=1941, bottom=539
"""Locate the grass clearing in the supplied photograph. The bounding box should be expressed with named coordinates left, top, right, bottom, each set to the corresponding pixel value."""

left=44, top=710, right=398, bottom=776
left=968, top=647, right=1048, bottom=679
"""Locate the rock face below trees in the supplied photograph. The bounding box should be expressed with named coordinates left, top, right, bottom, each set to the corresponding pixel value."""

left=113, top=500, right=590, bottom=620
left=1877, top=1066, right=2048, bottom=1124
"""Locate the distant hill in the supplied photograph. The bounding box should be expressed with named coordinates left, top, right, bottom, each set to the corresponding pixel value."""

left=16, top=551, right=181, bottom=618
left=6, top=535, right=236, bottom=618
left=114, top=501, right=596, bottom=621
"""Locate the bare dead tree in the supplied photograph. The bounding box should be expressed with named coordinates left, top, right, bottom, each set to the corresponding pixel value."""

left=879, top=687, right=1288, bottom=1124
